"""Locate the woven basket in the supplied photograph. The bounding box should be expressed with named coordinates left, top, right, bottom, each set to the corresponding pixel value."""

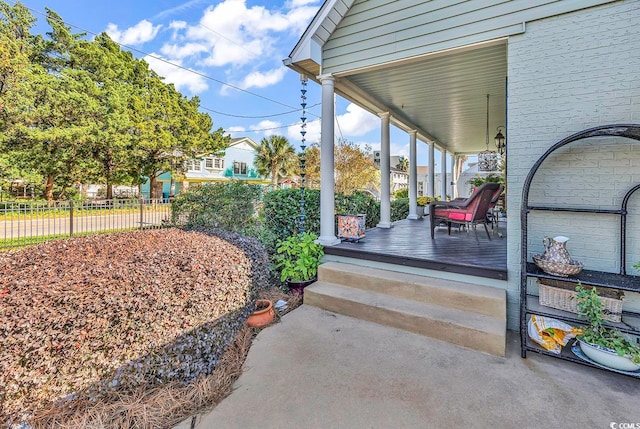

left=537, top=279, right=624, bottom=322
left=533, top=255, right=583, bottom=277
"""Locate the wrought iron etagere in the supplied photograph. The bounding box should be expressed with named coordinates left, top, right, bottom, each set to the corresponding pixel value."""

left=520, top=124, right=640, bottom=377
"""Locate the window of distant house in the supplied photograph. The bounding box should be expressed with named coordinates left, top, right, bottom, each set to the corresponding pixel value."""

left=186, top=159, right=201, bottom=171
left=233, top=161, right=247, bottom=175
left=205, top=157, right=224, bottom=170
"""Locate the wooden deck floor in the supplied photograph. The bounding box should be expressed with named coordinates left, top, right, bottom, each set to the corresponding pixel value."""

left=324, top=218, right=507, bottom=280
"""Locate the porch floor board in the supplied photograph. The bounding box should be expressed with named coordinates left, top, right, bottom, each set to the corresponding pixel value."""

left=324, top=218, right=507, bottom=280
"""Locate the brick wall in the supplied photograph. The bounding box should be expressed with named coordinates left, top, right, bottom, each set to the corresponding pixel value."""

left=506, top=0, right=640, bottom=328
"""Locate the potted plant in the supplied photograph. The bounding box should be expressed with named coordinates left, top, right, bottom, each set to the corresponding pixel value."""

left=247, top=299, right=275, bottom=328
left=575, top=284, right=640, bottom=371
left=274, top=232, right=324, bottom=296
left=416, top=196, right=439, bottom=217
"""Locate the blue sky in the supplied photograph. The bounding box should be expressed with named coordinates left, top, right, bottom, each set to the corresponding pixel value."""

left=20, top=0, right=443, bottom=168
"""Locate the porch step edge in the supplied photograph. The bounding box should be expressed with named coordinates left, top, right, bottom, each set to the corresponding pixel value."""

left=304, top=281, right=506, bottom=357
left=318, top=261, right=506, bottom=320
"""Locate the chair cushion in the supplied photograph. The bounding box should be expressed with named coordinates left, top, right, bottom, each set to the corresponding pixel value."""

left=434, top=208, right=472, bottom=221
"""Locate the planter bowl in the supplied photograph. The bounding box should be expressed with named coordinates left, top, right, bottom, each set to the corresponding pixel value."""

left=287, top=278, right=316, bottom=297
left=578, top=340, right=640, bottom=372
left=247, top=299, right=275, bottom=328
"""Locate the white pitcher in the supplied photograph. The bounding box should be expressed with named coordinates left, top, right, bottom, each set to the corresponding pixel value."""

left=542, top=236, right=572, bottom=264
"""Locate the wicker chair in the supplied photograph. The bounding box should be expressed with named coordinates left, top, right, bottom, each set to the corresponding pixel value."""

left=429, top=183, right=501, bottom=240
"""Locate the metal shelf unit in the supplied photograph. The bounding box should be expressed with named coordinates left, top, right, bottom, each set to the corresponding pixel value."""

left=519, top=124, right=640, bottom=377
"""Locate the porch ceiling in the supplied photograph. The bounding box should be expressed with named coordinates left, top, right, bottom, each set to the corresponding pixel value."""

left=336, top=41, right=507, bottom=154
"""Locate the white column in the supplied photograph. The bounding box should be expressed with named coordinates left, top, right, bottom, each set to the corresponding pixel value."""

left=407, top=130, right=419, bottom=219
left=452, top=155, right=459, bottom=199
left=428, top=141, right=435, bottom=197
left=378, top=112, right=392, bottom=228
left=317, top=74, right=340, bottom=245
left=440, top=149, right=447, bottom=201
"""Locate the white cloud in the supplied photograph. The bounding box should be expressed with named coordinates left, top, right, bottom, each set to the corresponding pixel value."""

left=287, top=118, right=320, bottom=146
left=152, top=0, right=208, bottom=20
left=335, top=103, right=379, bottom=137
left=250, top=120, right=281, bottom=137
left=239, top=68, right=287, bottom=90
left=161, top=0, right=320, bottom=69
left=161, top=42, right=208, bottom=60
left=227, top=126, right=246, bottom=138
left=144, top=54, right=208, bottom=94
left=286, top=0, right=321, bottom=7
left=390, top=142, right=410, bottom=158
left=106, top=20, right=162, bottom=46
left=285, top=104, right=379, bottom=146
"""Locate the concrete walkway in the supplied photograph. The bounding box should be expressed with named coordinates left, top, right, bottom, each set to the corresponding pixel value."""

left=180, top=305, right=640, bottom=429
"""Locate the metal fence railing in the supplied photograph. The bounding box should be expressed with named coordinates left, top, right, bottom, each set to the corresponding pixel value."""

left=0, top=199, right=172, bottom=250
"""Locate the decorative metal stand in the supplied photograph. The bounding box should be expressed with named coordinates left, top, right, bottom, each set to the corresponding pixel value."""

left=520, top=124, right=640, bottom=379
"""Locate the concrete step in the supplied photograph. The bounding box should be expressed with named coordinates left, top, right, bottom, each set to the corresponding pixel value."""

left=304, top=281, right=506, bottom=356
left=318, top=261, right=506, bottom=320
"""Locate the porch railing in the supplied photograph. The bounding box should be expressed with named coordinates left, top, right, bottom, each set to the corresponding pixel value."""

left=0, top=198, right=172, bottom=250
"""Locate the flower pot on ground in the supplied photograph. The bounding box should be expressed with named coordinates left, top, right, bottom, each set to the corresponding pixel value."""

left=247, top=299, right=275, bottom=328
left=575, top=284, right=640, bottom=371
left=274, top=232, right=324, bottom=297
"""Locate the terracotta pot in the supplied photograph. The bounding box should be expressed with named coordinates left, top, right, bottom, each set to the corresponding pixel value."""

left=287, top=278, right=316, bottom=297
left=247, top=299, right=275, bottom=328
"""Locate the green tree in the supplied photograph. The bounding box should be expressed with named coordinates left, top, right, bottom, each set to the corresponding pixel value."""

left=130, top=65, right=228, bottom=199
left=255, top=135, right=297, bottom=187
left=305, top=139, right=379, bottom=195
left=396, top=156, right=408, bottom=172
left=73, top=33, right=138, bottom=199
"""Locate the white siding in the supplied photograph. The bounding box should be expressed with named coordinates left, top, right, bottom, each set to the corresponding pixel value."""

left=323, top=0, right=616, bottom=74
left=506, top=0, right=640, bottom=329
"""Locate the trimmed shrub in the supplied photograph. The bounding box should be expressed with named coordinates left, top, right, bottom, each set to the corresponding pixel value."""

left=0, top=228, right=270, bottom=425
left=263, top=189, right=380, bottom=244
left=391, top=197, right=409, bottom=221
left=262, top=188, right=321, bottom=242
left=335, top=191, right=380, bottom=228
left=171, top=181, right=263, bottom=232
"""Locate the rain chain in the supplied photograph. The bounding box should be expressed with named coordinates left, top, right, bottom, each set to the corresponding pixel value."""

left=298, top=75, right=308, bottom=234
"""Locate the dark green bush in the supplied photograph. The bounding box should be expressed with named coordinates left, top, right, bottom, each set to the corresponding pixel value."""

left=335, top=191, right=380, bottom=228
left=262, top=188, right=321, bottom=243
left=263, top=189, right=380, bottom=244
left=171, top=181, right=262, bottom=232
left=391, top=197, right=409, bottom=221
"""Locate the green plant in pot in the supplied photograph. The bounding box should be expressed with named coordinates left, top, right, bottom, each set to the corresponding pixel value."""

left=575, top=284, right=640, bottom=371
left=275, top=232, right=324, bottom=296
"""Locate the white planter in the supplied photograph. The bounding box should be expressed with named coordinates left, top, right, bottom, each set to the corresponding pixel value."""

left=416, top=206, right=425, bottom=217
left=578, top=340, right=640, bottom=372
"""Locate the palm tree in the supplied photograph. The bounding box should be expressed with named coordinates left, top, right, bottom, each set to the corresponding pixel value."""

left=396, top=156, right=409, bottom=172
left=254, top=135, right=297, bottom=187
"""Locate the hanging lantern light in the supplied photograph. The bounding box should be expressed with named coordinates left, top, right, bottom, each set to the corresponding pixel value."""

left=478, top=94, right=499, bottom=172
left=494, top=126, right=506, bottom=156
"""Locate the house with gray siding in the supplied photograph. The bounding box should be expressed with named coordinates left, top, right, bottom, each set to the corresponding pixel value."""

left=284, top=0, right=640, bottom=361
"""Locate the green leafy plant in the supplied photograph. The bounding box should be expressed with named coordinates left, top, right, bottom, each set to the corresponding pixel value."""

left=467, top=173, right=504, bottom=188
left=575, top=284, right=640, bottom=364
left=274, top=232, right=324, bottom=282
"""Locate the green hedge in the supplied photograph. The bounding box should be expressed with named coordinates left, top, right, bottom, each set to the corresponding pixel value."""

left=262, top=189, right=380, bottom=244
left=171, top=182, right=262, bottom=232
left=390, top=198, right=409, bottom=221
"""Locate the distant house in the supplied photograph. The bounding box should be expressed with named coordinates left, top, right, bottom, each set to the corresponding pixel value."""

left=371, top=152, right=408, bottom=198
left=142, top=137, right=271, bottom=198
